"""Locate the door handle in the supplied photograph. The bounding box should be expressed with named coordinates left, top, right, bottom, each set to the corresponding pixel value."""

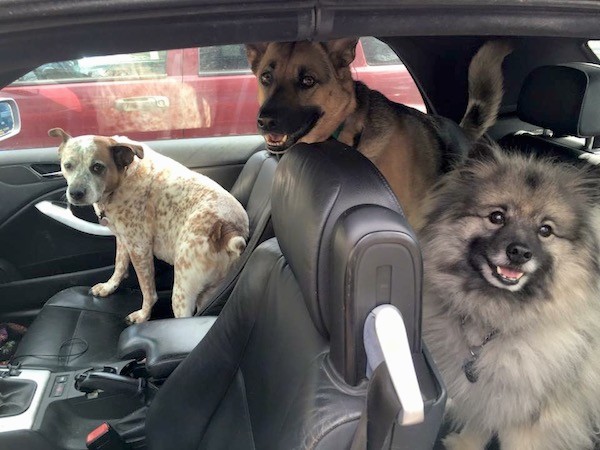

left=35, top=201, right=113, bottom=236
left=114, top=96, right=170, bottom=112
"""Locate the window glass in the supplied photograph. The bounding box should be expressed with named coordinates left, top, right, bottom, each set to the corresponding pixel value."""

left=360, top=37, right=403, bottom=66
left=354, top=38, right=425, bottom=112
left=14, top=51, right=168, bottom=84
left=198, top=45, right=251, bottom=74
left=588, top=40, right=600, bottom=58
left=0, top=39, right=425, bottom=150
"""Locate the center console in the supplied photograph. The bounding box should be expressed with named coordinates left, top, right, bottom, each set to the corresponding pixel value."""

left=0, top=315, right=217, bottom=449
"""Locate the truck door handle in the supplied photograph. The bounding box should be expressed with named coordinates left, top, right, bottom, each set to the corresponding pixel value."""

left=115, top=96, right=170, bottom=112
left=35, top=201, right=114, bottom=236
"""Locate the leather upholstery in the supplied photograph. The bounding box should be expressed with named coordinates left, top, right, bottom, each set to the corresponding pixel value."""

left=518, top=63, right=600, bottom=137
left=118, top=316, right=217, bottom=379
left=272, top=141, right=402, bottom=336
left=13, top=286, right=142, bottom=370
left=13, top=149, right=276, bottom=371
left=146, top=141, right=421, bottom=449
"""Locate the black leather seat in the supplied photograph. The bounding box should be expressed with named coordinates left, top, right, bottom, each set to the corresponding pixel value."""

left=0, top=140, right=445, bottom=449
left=12, top=149, right=277, bottom=371
left=499, top=62, right=600, bottom=162
left=140, top=141, right=443, bottom=449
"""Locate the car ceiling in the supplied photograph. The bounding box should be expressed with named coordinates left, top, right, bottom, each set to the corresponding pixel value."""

left=1, top=0, right=600, bottom=121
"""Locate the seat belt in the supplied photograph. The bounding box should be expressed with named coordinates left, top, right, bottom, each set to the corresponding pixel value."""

left=351, top=305, right=425, bottom=450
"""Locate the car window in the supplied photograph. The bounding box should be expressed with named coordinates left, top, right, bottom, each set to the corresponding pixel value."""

left=588, top=40, right=600, bottom=58
left=360, top=37, right=403, bottom=66
left=0, top=40, right=425, bottom=150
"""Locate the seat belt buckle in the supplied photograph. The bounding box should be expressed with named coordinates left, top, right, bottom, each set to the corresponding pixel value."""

left=86, top=422, right=129, bottom=450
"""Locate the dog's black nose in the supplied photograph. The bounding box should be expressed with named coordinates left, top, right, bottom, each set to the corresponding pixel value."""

left=257, top=116, right=276, bottom=131
left=69, top=188, right=86, bottom=201
left=506, top=243, right=532, bottom=264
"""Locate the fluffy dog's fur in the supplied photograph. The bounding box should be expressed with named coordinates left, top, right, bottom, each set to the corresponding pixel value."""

left=50, top=128, right=249, bottom=324
left=245, top=39, right=511, bottom=226
left=420, top=142, right=600, bottom=450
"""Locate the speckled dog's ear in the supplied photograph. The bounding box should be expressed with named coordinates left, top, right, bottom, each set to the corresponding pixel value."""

left=111, top=143, right=144, bottom=171
left=48, top=127, right=72, bottom=143
left=48, top=128, right=72, bottom=155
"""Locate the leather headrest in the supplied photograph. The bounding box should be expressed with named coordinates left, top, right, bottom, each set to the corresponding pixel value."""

left=271, top=140, right=402, bottom=337
left=518, top=63, right=600, bottom=137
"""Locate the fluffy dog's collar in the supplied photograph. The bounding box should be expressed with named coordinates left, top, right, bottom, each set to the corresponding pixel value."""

left=460, top=317, right=499, bottom=383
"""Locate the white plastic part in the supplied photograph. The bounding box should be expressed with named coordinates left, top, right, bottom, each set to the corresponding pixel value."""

left=0, top=369, right=50, bottom=432
left=364, top=304, right=424, bottom=426
left=35, top=201, right=114, bottom=236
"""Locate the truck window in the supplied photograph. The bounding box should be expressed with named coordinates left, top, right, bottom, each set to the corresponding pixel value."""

left=198, top=45, right=251, bottom=75
left=13, top=51, right=168, bottom=84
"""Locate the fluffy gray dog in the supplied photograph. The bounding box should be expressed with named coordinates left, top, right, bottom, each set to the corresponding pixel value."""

left=421, top=142, right=600, bottom=450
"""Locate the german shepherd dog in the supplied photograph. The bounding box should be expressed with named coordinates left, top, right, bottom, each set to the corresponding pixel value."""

left=245, top=40, right=511, bottom=226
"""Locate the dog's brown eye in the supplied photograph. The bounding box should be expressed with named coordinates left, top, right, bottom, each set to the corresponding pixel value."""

left=539, top=224, right=553, bottom=238
left=91, top=163, right=105, bottom=175
left=489, top=211, right=505, bottom=225
left=63, top=162, right=72, bottom=170
left=260, top=72, right=272, bottom=86
left=301, top=75, right=316, bottom=88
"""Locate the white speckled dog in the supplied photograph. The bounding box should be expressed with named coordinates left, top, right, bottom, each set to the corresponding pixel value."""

left=420, top=142, right=600, bottom=450
left=50, top=128, right=249, bottom=324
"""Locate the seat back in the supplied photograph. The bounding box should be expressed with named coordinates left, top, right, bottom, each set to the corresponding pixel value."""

left=500, top=62, right=600, bottom=161
left=197, top=149, right=277, bottom=315
left=145, top=141, right=444, bottom=450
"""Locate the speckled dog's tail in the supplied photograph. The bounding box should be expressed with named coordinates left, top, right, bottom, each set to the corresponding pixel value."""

left=227, top=236, right=247, bottom=256
left=460, top=40, right=513, bottom=141
left=209, top=220, right=247, bottom=256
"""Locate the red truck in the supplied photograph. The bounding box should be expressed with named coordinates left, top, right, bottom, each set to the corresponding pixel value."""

left=0, top=38, right=424, bottom=150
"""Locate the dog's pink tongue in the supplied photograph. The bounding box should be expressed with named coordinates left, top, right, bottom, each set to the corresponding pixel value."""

left=267, top=133, right=284, bottom=142
left=498, top=266, right=523, bottom=279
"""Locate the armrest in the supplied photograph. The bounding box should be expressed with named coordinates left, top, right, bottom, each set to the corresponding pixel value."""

left=118, top=317, right=217, bottom=379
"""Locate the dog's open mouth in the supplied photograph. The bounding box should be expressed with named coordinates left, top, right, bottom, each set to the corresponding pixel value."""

left=265, top=133, right=288, bottom=149
left=492, top=265, right=525, bottom=285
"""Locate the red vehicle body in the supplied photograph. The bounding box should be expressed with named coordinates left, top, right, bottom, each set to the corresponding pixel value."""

left=0, top=39, right=424, bottom=150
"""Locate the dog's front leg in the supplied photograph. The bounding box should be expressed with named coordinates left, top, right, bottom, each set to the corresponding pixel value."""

left=90, top=237, right=130, bottom=297
left=125, top=245, right=158, bottom=324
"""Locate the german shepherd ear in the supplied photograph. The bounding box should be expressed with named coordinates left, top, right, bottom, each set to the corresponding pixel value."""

left=245, top=42, right=269, bottom=73
left=322, top=38, right=359, bottom=69
left=48, top=127, right=71, bottom=143
left=111, top=143, right=144, bottom=171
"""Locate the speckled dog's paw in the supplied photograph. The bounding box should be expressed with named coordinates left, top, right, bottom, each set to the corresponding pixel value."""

left=125, top=309, right=150, bottom=325
left=89, top=282, right=117, bottom=297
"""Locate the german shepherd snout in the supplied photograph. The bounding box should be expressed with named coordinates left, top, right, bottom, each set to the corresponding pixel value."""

left=246, top=39, right=512, bottom=226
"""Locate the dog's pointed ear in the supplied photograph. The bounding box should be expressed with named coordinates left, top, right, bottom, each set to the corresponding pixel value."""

left=322, top=38, right=359, bottom=69
left=48, top=127, right=71, bottom=143
left=111, top=143, right=144, bottom=171
left=245, top=42, right=269, bottom=73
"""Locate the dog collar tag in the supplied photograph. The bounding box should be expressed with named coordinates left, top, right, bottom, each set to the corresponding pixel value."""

left=98, top=212, right=109, bottom=227
left=463, top=358, right=479, bottom=383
